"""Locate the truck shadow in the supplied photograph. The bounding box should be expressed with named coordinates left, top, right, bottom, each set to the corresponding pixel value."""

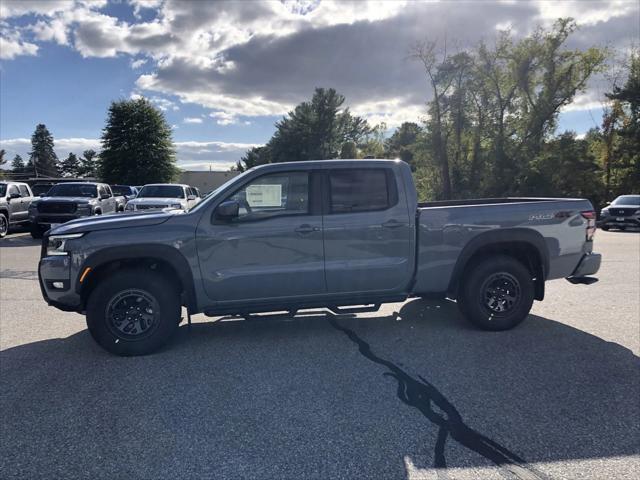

left=1, top=299, right=638, bottom=479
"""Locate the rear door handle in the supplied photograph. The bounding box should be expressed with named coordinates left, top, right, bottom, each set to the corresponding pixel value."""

left=382, top=219, right=404, bottom=229
left=295, top=224, right=320, bottom=234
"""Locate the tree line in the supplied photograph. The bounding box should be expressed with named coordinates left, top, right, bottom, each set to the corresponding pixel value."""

left=237, top=19, right=638, bottom=207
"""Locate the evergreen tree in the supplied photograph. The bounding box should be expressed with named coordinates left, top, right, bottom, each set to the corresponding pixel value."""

left=29, top=124, right=59, bottom=177
left=78, top=149, right=99, bottom=177
left=99, top=97, right=178, bottom=184
left=59, top=152, right=80, bottom=177
left=267, top=88, right=370, bottom=163
left=11, top=154, right=25, bottom=173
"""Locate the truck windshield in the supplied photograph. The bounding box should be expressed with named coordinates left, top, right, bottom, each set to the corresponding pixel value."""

left=612, top=195, right=640, bottom=206
left=47, top=184, right=98, bottom=198
left=110, top=185, right=133, bottom=196
left=138, top=185, right=185, bottom=198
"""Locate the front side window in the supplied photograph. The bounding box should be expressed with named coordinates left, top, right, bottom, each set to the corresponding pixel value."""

left=329, top=169, right=391, bottom=213
left=8, top=185, right=19, bottom=197
left=227, top=172, right=309, bottom=221
left=0, top=184, right=7, bottom=197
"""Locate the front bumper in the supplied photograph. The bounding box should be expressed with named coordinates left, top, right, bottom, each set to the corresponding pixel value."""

left=598, top=216, right=640, bottom=228
left=31, top=212, right=90, bottom=227
left=569, top=252, right=602, bottom=278
left=38, top=252, right=82, bottom=312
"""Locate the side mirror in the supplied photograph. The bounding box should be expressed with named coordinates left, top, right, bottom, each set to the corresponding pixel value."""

left=215, top=200, right=239, bottom=220
left=187, top=194, right=196, bottom=201
left=9, top=192, right=21, bottom=200
left=39, top=193, right=46, bottom=197
left=605, top=201, right=611, bottom=205
left=100, top=193, right=110, bottom=200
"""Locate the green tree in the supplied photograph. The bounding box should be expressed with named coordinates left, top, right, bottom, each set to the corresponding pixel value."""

left=11, top=154, right=25, bottom=174
left=59, top=152, right=80, bottom=177
left=99, top=97, right=178, bottom=184
left=339, top=140, right=359, bottom=159
left=604, top=51, right=640, bottom=195
left=236, top=145, right=272, bottom=172
left=78, top=149, right=99, bottom=177
left=0, top=149, right=5, bottom=179
left=267, top=88, right=370, bottom=163
left=29, top=124, right=59, bottom=177
left=385, top=122, right=422, bottom=169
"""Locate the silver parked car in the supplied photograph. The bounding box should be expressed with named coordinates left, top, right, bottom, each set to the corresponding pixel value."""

left=124, top=184, right=200, bottom=212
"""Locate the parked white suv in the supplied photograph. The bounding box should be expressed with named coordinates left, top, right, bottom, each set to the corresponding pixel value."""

left=124, top=184, right=200, bottom=212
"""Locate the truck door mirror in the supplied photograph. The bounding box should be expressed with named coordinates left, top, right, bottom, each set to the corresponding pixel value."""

left=100, top=193, right=110, bottom=200
left=9, top=192, right=21, bottom=200
left=187, top=194, right=196, bottom=201
left=215, top=200, right=239, bottom=220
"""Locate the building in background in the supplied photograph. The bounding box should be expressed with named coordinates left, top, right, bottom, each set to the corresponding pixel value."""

left=178, top=170, right=239, bottom=195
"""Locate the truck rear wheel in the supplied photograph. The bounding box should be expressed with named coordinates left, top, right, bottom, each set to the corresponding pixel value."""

left=458, top=255, right=534, bottom=331
left=86, top=269, right=180, bottom=356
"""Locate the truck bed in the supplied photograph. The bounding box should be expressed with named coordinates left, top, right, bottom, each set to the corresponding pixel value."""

left=412, top=197, right=595, bottom=295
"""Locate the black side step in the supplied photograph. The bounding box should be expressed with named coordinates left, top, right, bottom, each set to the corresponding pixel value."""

left=566, top=277, right=599, bottom=285
left=328, top=304, right=381, bottom=315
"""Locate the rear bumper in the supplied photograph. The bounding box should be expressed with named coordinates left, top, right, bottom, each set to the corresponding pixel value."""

left=569, top=253, right=601, bottom=278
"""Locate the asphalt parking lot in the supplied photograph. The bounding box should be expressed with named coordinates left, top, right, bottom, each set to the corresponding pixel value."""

left=1, top=230, right=638, bottom=479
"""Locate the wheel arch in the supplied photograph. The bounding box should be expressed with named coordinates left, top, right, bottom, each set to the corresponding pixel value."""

left=77, top=244, right=197, bottom=312
left=448, top=228, right=549, bottom=301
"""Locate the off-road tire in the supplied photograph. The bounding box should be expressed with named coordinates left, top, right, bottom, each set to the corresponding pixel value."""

left=86, top=269, right=180, bottom=356
left=458, top=254, right=534, bottom=331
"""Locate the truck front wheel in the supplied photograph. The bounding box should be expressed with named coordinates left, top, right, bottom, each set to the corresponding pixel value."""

left=86, top=269, right=180, bottom=355
left=458, top=255, right=534, bottom=331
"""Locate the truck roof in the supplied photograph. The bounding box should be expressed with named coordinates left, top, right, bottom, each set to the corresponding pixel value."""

left=250, top=159, right=404, bottom=171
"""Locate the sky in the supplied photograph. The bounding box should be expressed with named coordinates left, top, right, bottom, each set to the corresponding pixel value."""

left=0, top=0, right=638, bottom=171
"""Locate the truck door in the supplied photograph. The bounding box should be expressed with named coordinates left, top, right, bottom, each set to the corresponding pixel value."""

left=322, top=167, right=414, bottom=294
left=17, top=184, right=32, bottom=221
left=196, top=170, right=325, bottom=303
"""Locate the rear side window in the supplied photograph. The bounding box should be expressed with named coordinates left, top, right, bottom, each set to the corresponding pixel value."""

left=18, top=185, right=30, bottom=197
left=329, top=169, right=395, bottom=213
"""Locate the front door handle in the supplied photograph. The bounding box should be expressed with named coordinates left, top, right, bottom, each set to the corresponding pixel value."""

left=295, top=224, right=320, bottom=234
left=382, top=219, right=404, bottom=229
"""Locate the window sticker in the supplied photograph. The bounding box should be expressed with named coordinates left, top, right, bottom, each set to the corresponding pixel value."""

left=246, top=184, right=282, bottom=207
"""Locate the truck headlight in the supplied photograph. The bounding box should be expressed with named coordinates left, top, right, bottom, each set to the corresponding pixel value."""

left=600, top=209, right=609, bottom=216
left=125, top=203, right=135, bottom=211
left=46, top=233, right=84, bottom=256
left=170, top=203, right=183, bottom=209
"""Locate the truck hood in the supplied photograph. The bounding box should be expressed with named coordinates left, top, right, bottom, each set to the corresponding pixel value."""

left=40, top=196, right=95, bottom=204
left=128, top=197, right=185, bottom=205
left=50, top=210, right=176, bottom=235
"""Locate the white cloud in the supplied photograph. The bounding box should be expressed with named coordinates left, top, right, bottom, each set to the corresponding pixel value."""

left=183, top=117, right=203, bottom=124
left=30, top=17, right=69, bottom=45
left=0, top=33, right=38, bottom=59
left=130, top=57, right=148, bottom=69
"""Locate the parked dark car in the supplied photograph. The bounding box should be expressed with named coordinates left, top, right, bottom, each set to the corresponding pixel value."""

left=0, top=181, right=34, bottom=238
left=598, top=195, right=640, bottom=231
left=38, top=160, right=601, bottom=355
left=29, top=182, right=118, bottom=238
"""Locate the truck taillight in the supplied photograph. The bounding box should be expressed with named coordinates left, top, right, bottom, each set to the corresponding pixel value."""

left=581, top=210, right=596, bottom=241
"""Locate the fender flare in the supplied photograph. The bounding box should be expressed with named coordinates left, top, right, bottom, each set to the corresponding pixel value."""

left=77, top=244, right=197, bottom=311
left=448, top=228, right=550, bottom=297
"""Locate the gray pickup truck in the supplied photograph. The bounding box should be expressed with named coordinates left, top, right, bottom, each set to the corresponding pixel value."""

left=38, top=160, right=601, bottom=355
left=29, top=182, right=119, bottom=238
